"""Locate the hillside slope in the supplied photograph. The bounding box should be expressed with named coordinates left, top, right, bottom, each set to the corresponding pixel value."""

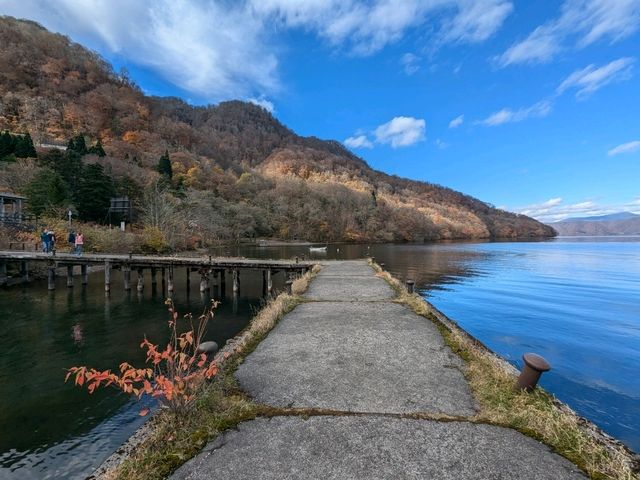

left=0, top=16, right=555, bottom=243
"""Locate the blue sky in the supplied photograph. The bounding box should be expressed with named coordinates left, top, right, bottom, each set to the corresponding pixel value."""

left=2, top=0, right=639, bottom=221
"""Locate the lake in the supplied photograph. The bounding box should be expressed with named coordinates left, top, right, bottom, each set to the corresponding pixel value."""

left=0, top=238, right=638, bottom=479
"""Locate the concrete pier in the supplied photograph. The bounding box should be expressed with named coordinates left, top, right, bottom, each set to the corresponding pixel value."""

left=172, top=261, right=586, bottom=480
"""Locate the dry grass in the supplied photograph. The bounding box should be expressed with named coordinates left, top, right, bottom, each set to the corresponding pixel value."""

left=99, top=265, right=321, bottom=480
left=372, top=261, right=639, bottom=480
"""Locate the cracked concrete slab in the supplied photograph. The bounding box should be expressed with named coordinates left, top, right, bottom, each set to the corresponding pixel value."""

left=171, top=416, right=586, bottom=480
left=304, top=275, right=394, bottom=301
left=317, top=260, right=378, bottom=277
left=235, top=301, right=475, bottom=415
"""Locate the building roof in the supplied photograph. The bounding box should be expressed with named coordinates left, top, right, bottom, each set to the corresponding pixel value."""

left=0, top=192, right=27, bottom=200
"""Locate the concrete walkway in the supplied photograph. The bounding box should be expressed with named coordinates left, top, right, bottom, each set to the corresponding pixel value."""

left=172, top=260, right=585, bottom=479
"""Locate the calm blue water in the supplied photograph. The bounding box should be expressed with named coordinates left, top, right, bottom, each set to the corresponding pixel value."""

left=375, top=238, right=640, bottom=452
left=237, top=238, right=640, bottom=452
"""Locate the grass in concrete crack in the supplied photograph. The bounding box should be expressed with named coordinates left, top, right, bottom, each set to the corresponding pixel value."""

left=371, top=261, right=639, bottom=480
left=102, top=265, right=321, bottom=480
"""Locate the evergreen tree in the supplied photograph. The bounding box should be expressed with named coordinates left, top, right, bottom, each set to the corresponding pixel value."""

left=87, top=138, right=106, bottom=157
left=75, top=163, right=115, bottom=222
left=14, top=132, right=37, bottom=158
left=67, top=134, right=88, bottom=155
left=24, top=169, right=70, bottom=216
left=43, top=150, right=83, bottom=194
left=157, top=150, right=172, bottom=179
left=0, top=131, right=13, bottom=159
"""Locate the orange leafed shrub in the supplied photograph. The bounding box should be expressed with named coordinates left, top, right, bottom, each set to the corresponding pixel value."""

left=66, top=300, right=221, bottom=416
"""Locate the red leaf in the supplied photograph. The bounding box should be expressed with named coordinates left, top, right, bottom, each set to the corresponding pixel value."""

left=139, top=408, right=150, bottom=417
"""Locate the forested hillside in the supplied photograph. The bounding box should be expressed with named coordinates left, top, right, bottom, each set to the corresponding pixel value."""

left=0, top=17, right=555, bottom=248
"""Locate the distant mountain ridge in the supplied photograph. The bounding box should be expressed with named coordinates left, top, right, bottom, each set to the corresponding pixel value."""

left=0, top=16, right=555, bottom=242
left=561, top=212, right=639, bottom=222
left=551, top=212, right=640, bottom=236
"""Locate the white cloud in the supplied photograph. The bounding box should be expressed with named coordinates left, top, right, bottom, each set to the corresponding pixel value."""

left=449, top=114, right=464, bottom=128
left=247, top=96, right=275, bottom=113
left=608, top=140, right=640, bottom=156
left=400, top=53, right=420, bottom=75
left=496, top=0, right=640, bottom=67
left=439, top=0, right=513, bottom=44
left=1, top=0, right=513, bottom=101
left=254, top=0, right=513, bottom=55
left=344, top=135, right=374, bottom=149
left=374, top=116, right=426, bottom=148
left=434, top=139, right=450, bottom=149
left=478, top=101, right=552, bottom=126
left=557, top=57, right=635, bottom=99
left=511, top=196, right=640, bottom=222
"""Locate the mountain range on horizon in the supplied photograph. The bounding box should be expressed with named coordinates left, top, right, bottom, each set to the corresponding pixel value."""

left=550, top=212, right=640, bottom=236
left=0, top=16, right=555, bottom=243
left=555, top=212, right=639, bottom=223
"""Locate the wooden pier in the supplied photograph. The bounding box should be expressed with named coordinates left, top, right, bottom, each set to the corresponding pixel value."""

left=0, top=251, right=313, bottom=295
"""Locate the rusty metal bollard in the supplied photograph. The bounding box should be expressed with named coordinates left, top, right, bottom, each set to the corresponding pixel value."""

left=517, top=353, right=551, bottom=391
left=406, top=280, right=415, bottom=294
left=286, top=279, right=293, bottom=295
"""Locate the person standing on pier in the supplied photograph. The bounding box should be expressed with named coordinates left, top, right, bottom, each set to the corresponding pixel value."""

left=74, top=232, right=84, bottom=255
left=67, top=231, right=76, bottom=253
left=40, top=228, right=49, bottom=253
left=47, top=230, right=56, bottom=253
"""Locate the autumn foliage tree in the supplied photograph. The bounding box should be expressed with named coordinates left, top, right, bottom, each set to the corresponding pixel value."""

left=66, top=300, right=221, bottom=416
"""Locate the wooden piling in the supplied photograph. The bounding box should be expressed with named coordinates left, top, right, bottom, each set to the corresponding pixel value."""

left=20, top=261, right=29, bottom=282
left=220, top=269, right=226, bottom=295
left=104, top=260, right=111, bottom=293
left=137, top=268, right=144, bottom=292
left=232, top=268, right=239, bottom=295
left=167, top=267, right=174, bottom=293
left=267, top=269, right=272, bottom=294
left=186, top=267, right=191, bottom=289
left=66, top=265, right=74, bottom=287
left=200, top=270, right=209, bottom=292
left=0, top=261, right=7, bottom=285
left=151, top=268, right=157, bottom=286
left=81, top=264, right=88, bottom=285
left=123, top=265, right=131, bottom=291
left=48, top=266, right=55, bottom=291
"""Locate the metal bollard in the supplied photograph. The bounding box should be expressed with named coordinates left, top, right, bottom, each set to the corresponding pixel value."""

left=379, top=262, right=385, bottom=271
left=285, top=280, right=293, bottom=295
left=371, top=256, right=375, bottom=264
left=406, top=280, right=415, bottom=294
left=517, top=353, right=551, bottom=391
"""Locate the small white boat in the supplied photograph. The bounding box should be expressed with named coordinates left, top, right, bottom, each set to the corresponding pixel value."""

left=309, top=246, right=327, bottom=252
